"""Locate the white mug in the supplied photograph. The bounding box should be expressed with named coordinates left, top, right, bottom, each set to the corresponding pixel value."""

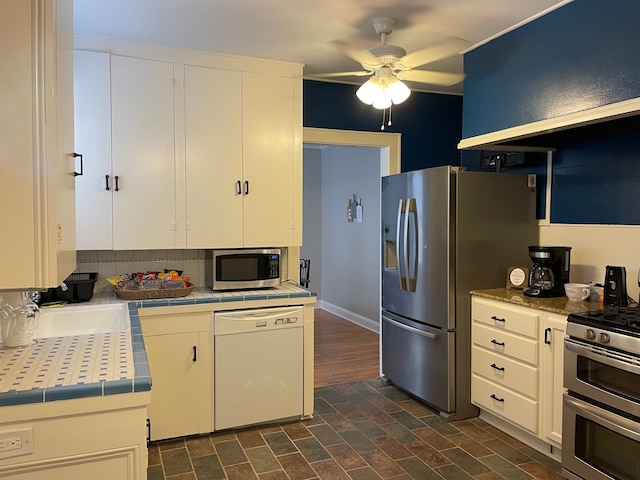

left=564, top=283, right=591, bottom=302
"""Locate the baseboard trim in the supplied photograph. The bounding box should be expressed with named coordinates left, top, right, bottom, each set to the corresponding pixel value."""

left=315, top=301, right=379, bottom=334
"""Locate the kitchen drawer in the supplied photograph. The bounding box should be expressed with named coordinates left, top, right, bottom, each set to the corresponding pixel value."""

left=472, top=297, right=539, bottom=339
left=472, top=322, right=538, bottom=364
left=472, top=373, right=538, bottom=434
left=472, top=345, right=538, bottom=398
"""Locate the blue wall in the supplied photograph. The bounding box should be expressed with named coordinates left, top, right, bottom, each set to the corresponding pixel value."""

left=461, top=0, right=640, bottom=225
left=303, top=80, right=463, bottom=172
left=462, top=0, right=640, bottom=139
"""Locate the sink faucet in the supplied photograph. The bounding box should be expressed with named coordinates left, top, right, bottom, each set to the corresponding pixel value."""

left=59, top=281, right=68, bottom=292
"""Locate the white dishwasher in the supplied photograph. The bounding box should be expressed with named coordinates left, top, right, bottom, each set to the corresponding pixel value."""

left=214, top=306, right=304, bottom=431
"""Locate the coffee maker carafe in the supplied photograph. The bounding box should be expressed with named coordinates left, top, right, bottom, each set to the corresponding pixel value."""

left=523, top=246, right=571, bottom=297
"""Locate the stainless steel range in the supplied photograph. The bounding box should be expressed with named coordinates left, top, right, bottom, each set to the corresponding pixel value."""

left=562, top=307, right=640, bottom=480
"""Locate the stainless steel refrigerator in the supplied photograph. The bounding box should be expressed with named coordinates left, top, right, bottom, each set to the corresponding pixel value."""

left=381, top=166, right=537, bottom=420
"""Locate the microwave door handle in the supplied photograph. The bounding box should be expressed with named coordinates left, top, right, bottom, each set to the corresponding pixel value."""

left=396, top=199, right=406, bottom=291
left=564, top=395, right=640, bottom=442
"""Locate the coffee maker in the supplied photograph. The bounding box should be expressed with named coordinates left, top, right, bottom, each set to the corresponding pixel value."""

left=523, top=246, right=572, bottom=297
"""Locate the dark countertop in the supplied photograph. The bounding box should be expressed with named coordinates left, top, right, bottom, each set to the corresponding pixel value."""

left=470, top=288, right=605, bottom=316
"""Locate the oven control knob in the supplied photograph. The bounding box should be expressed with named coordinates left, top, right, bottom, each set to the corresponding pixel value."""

left=598, top=332, right=610, bottom=344
left=585, top=329, right=596, bottom=340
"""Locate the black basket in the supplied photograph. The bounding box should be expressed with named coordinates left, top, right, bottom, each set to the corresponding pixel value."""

left=40, top=272, right=99, bottom=304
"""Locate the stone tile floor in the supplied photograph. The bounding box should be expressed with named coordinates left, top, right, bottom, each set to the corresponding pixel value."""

left=147, top=379, right=563, bottom=480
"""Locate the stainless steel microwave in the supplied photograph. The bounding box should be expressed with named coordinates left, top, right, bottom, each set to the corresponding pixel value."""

left=205, top=249, right=281, bottom=291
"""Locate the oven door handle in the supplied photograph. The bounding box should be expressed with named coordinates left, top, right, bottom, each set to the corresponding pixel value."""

left=564, top=395, right=640, bottom=442
left=565, top=339, right=640, bottom=376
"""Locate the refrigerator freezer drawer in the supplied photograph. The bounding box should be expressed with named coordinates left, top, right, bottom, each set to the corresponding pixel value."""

left=381, top=314, right=455, bottom=414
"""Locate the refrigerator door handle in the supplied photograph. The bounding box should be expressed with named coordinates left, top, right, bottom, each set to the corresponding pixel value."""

left=402, top=198, right=412, bottom=291
left=383, top=316, right=439, bottom=340
left=406, top=198, right=418, bottom=292
left=397, top=199, right=407, bottom=291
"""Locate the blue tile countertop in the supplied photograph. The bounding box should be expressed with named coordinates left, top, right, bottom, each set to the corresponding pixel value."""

left=0, top=284, right=316, bottom=407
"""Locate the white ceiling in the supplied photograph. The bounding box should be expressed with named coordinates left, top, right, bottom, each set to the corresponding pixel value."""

left=73, top=0, right=570, bottom=95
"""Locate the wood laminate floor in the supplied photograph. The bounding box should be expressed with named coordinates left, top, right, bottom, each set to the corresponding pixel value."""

left=313, top=309, right=380, bottom=387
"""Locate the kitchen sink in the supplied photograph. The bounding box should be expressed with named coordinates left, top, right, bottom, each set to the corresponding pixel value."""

left=34, top=304, right=129, bottom=338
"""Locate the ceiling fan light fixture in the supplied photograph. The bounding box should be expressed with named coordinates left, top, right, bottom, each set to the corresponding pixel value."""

left=387, top=77, right=411, bottom=105
left=356, top=74, right=410, bottom=109
left=355, top=77, right=380, bottom=105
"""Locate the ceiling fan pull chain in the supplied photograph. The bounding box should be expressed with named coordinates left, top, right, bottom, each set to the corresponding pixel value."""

left=388, top=104, right=393, bottom=127
left=380, top=108, right=386, bottom=130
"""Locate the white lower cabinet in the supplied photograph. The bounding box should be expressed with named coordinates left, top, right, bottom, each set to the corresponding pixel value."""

left=141, top=312, right=213, bottom=441
left=471, top=296, right=567, bottom=450
left=139, top=299, right=315, bottom=441
left=0, top=395, right=149, bottom=479
left=541, top=312, right=567, bottom=447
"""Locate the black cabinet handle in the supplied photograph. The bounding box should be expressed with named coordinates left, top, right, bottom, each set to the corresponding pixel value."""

left=491, top=339, right=505, bottom=347
left=236, top=180, right=242, bottom=195
left=105, top=174, right=110, bottom=191
left=490, top=363, right=505, bottom=372
left=193, top=345, right=197, bottom=362
left=73, top=152, right=83, bottom=176
left=491, top=315, right=506, bottom=323
left=244, top=180, right=249, bottom=195
left=146, top=418, right=151, bottom=442
left=114, top=175, right=120, bottom=191
left=544, top=327, right=551, bottom=345
left=490, top=394, right=504, bottom=402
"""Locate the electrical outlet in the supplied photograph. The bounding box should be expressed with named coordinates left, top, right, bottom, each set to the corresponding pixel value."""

left=0, top=428, right=33, bottom=459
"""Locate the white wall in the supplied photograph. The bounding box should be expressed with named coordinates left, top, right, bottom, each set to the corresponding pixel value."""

left=302, top=145, right=381, bottom=330
left=539, top=224, right=640, bottom=301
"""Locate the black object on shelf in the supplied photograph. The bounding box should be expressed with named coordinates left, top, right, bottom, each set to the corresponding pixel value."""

left=39, top=273, right=98, bottom=304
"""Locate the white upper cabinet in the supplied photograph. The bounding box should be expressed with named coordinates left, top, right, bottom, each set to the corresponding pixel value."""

left=73, top=40, right=302, bottom=251
left=75, top=54, right=178, bottom=250
left=1, top=0, right=76, bottom=289
left=242, top=72, right=299, bottom=248
left=184, top=65, right=243, bottom=248
left=74, top=50, right=112, bottom=250
left=111, top=55, right=178, bottom=249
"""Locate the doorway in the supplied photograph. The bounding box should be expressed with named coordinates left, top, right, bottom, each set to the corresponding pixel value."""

left=301, top=127, right=400, bottom=338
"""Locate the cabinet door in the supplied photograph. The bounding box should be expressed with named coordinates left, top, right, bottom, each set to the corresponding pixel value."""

left=242, top=72, right=297, bottom=247
left=74, top=50, right=113, bottom=250
left=184, top=65, right=243, bottom=248
left=111, top=56, right=177, bottom=249
left=541, top=313, right=567, bottom=447
left=0, top=0, right=75, bottom=289
left=145, top=332, right=201, bottom=441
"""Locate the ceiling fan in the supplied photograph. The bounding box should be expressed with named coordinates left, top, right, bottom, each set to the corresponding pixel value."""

left=316, top=17, right=467, bottom=110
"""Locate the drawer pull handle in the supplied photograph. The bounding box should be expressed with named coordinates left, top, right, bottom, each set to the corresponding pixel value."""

left=491, top=315, right=506, bottom=323
left=490, top=394, right=505, bottom=402
left=490, top=363, right=505, bottom=372
left=490, top=339, right=505, bottom=347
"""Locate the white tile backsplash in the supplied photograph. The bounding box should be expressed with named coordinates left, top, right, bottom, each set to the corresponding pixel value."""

left=77, top=249, right=207, bottom=290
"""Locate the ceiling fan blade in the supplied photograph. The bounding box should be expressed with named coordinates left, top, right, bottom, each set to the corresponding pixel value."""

left=395, top=37, right=468, bottom=69
left=397, top=70, right=465, bottom=86
left=329, top=39, right=381, bottom=69
left=308, top=71, right=372, bottom=78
